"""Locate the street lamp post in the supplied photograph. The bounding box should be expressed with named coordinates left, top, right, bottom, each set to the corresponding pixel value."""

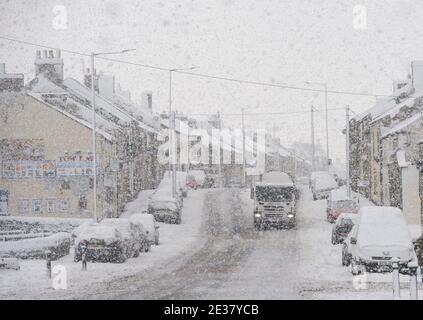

left=90, top=49, right=135, bottom=222
left=168, top=66, right=198, bottom=197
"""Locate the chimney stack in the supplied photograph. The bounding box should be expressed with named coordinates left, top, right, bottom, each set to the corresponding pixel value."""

left=34, top=49, right=64, bottom=84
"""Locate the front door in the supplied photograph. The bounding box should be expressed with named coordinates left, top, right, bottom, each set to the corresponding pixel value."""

left=0, top=190, right=9, bottom=216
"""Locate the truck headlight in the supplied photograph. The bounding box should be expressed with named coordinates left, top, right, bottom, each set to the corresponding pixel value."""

left=287, top=214, right=294, bottom=218
left=254, top=213, right=262, bottom=218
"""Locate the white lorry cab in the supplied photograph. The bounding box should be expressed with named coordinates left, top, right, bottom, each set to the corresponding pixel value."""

left=252, top=171, right=297, bottom=229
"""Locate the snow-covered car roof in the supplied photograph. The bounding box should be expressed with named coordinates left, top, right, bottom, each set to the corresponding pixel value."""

left=100, top=218, right=134, bottom=239
left=130, top=214, right=155, bottom=228
left=314, top=174, right=337, bottom=191
left=75, top=225, right=121, bottom=245
left=357, top=206, right=412, bottom=247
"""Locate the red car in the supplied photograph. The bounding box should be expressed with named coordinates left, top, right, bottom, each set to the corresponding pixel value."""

left=326, top=190, right=358, bottom=223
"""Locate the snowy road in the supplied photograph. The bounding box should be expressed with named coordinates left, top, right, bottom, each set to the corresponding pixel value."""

left=82, top=186, right=422, bottom=300
left=77, top=187, right=323, bottom=299
left=2, top=186, right=421, bottom=299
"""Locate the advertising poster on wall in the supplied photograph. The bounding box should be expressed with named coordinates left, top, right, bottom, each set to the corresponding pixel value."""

left=1, top=160, right=55, bottom=179
left=56, top=161, right=100, bottom=176
left=0, top=139, right=44, bottom=161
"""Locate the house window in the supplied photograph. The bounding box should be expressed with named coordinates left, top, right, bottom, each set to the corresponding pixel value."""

left=32, top=199, right=43, bottom=214
left=45, top=199, right=55, bottom=213
left=58, top=198, right=69, bottom=212
left=18, top=199, right=29, bottom=214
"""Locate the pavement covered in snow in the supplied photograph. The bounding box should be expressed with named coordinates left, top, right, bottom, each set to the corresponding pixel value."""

left=1, top=186, right=422, bottom=300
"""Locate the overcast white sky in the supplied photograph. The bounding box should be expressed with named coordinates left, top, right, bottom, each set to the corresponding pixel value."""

left=1, top=0, right=423, bottom=163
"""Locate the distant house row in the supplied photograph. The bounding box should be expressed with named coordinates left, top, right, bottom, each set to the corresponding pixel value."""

left=348, top=61, right=423, bottom=225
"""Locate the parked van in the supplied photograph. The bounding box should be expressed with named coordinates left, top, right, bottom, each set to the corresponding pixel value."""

left=310, top=171, right=338, bottom=200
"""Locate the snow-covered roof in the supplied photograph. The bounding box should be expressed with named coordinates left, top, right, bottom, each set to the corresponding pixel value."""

left=370, top=90, right=423, bottom=124
left=28, top=92, right=114, bottom=141
left=107, top=92, right=159, bottom=132
left=64, top=78, right=133, bottom=124
left=353, top=83, right=412, bottom=122
left=381, top=111, right=423, bottom=138
left=27, top=73, right=67, bottom=94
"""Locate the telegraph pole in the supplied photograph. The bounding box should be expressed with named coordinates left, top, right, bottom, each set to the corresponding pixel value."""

left=171, top=111, right=177, bottom=198
left=310, top=105, right=315, bottom=171
left=346, top=105, right=351, bottom=198
left=241, top=108, right=246, bottom=187
left=324, top=83, right=329, bottom=169
left=90, top=53, right=97, bottom=222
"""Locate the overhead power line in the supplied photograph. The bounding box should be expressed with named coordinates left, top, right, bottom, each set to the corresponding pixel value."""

left=0, top=35, right=394, bottom=98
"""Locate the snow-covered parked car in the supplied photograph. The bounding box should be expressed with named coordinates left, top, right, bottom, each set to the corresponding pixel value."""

left=74, top=225, right=128, bottom=263
left=326, top=189, right=358, bottom=223
left=71, top=219, right=96, bottom=243
left=331, top=213, right=357, bottom=245
left=310, top=171, right=338, bottom=200
left=101, top=218, right=150, bottom=254
left=148, top=173, right=183, bottom=224
left=130, top=214, right=160, bottom=245
left=343, top=206, right=417, bottom=275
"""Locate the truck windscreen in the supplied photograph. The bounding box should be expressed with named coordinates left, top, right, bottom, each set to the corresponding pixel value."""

left=256, top=186, right=294, bottom=202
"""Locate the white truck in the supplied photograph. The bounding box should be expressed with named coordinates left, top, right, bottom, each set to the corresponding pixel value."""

left=252, top=171, right=298, bottom=229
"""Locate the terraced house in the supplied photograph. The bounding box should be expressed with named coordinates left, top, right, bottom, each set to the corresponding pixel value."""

left=0, top=50, right=162, bottom=219
left=349, top=61, right=423, bottom=225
